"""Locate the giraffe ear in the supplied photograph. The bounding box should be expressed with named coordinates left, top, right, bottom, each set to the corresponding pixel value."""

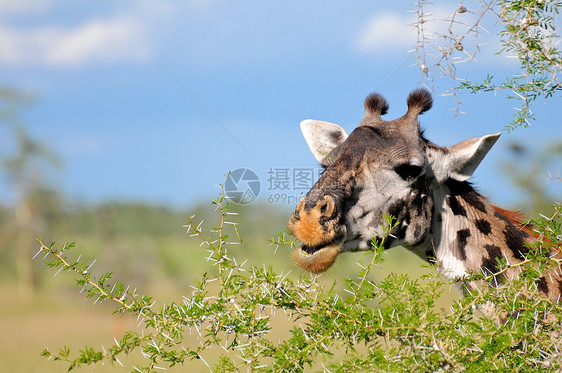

left=432, top=133, right=501, bottom=182
left=300, top=120, right=349, bottom=166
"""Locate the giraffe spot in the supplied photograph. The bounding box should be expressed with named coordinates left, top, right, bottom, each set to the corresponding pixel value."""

left=537, top=277, right=549, bottom=296
left=367, top=215, right=382, bottom=229
left=444, top=179, right=487, bottom=213
left=414, top=224, right=422, bottom=238
left=396, top=225, right=407, bottom=240
left=445, top=179, right=471, bottom=194
left=475, top=219, right=492, bottom=235
left=460, top=192, right=487, bottom=213
left=425, top=248, right=435, bottom=262
left=503, top=223, right=529, bottom=260
left=388, top=200, right=406, bottom=219
left=456, top=229, right=471, bottom=261
left=387, top=199, right=410, bottom=241
left=447, top=196, right=466, bottom=217
left=381, top=236, right=394, bottom=250
left=412, top=191, right=425, bottom=211
left=484, top=244, right=502, bottom=261
left=482, top=244, right=505, bottom=287
left=404, top=212, right=411, bottom=225
left=494, top=209, right=511, bottom=224
left=481, top=257, right=502, bottom=286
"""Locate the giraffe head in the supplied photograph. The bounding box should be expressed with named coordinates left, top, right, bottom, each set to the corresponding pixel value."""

left=288, top=89, right=500, bottom=273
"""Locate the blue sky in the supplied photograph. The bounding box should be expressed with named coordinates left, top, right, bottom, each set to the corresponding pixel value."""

left=0, top=0, right=560, bottom=210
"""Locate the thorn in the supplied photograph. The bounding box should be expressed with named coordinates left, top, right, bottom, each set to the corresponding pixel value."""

left=33, top=247, right=44, bottom=259
left=86, top=259, right=97, bottom=271
left=54, top=266, right=64, bottom=277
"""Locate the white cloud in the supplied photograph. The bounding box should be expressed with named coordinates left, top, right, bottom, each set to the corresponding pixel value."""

left=355, top=13, right=415, bottom=53
left=0, top=17, right=144, bottom=67
left=355, top=6, right=468, bottom=54
left=0, top=0, right=51, bottom=14
left=0, top=28, right=23, bottom=64
left=355, top=7, right=517, bottom=68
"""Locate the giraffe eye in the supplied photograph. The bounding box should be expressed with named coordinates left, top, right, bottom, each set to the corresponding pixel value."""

left=394, top=164, right=423, bottom=181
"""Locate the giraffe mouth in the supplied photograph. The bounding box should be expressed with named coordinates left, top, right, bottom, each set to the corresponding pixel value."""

left=301, top=243, right=327, bottom=255
left=292, top=243, right=341, bottom=274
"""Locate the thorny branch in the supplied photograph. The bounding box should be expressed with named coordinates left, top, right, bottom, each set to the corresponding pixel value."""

left=414, top=0, right=495, bottom=112
left=35, top=181, right=562, bottom=371
left=414, top=0, right=561, bottom=130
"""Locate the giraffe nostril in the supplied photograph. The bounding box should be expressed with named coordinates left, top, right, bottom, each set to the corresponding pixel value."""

left=319, top=195, right=335, bottom=218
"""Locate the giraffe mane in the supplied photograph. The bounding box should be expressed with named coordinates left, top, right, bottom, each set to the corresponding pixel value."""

left=491, top=205, right=554, bottom=246
left=491, top=205, right=525, bottom=228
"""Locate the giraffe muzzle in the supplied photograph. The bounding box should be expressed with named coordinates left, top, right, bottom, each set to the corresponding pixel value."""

left=288, top=195, right=343, bottom=273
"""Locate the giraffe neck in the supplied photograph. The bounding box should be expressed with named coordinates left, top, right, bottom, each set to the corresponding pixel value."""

left=429, top=179, right=532, bottom=282
left=424, top=179, right=562, bottom=303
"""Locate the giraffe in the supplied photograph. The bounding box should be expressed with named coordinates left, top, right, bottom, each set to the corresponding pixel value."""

left=288, top=88, right=562, bottom=303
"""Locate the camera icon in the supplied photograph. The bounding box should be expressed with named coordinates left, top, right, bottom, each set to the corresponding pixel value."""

left=225, top=168, right=261, bottom=204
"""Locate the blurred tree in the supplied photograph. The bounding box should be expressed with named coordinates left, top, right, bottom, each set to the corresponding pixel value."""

left=503, top=140, right=562, bottom=216
left=0, top=87, right=61, bottom=297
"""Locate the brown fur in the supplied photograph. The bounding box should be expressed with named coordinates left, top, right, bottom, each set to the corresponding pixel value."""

left=292, top=244, right=340, bottom=274
left=491, top=206, right=524, bottom=229
left=364, top=93, right=389, bottom=116
left=406, top=88, right=433, bottom=114
left=492, top=205, right=559, bottom=244
left=288, top=196, right=337, bottom=247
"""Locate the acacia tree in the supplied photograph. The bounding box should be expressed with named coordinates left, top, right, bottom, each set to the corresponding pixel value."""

left=0, top=88, right=60, bottom=296
left=38, top=186, right=562, bottom=372
left=501, top=140, right=562, bottom=215
left=37, top=1, right=561, bottom=371
left=415, top=0, right=561, bottom=129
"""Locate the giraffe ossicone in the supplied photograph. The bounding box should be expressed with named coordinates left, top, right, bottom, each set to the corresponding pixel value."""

left=288, top=88, right=562, bottom=302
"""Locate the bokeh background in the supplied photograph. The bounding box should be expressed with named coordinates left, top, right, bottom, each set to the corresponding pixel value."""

left=0, top=1, right=560, bottom=371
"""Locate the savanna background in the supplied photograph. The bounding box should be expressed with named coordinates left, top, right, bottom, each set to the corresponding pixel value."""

left=1, top=1, right=561, bottom=371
